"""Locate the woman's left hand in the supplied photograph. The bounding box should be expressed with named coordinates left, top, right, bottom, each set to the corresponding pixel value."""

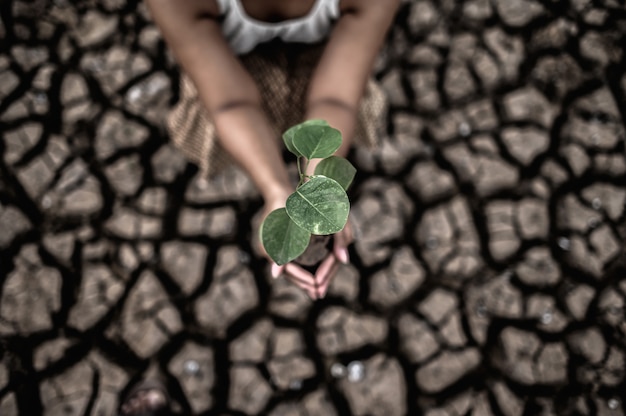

left=273, top=219, right=353, bottom=300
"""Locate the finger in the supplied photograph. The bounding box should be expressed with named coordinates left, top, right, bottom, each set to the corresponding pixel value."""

left=271, top=263, right=284, bottom=279
left=284, top=272, right=317, bottom=292
left=317, top=259, right=339, bottom=292
left=315, top=254, right=336, bottom=286
left=333, top=244, right=350, bottom=265
left=315, top=255, right=339, bottom=298
left=284, top=274, right=318, bottom=300
left=284, top=263, right=317, bottom=291
left=334, top=224, right=353, bottom=264
left=317, top=262, right=340, bottom=299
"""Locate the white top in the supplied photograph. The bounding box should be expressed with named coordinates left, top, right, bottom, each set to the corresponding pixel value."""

left=215, top=0, right=341, bottom=54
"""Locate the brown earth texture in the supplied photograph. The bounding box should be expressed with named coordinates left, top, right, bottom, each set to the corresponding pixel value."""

left=1, top=0, right=626, bottom=415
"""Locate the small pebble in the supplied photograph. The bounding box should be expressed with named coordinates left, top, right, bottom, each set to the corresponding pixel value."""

left=567, top=22, right=578, bottom=36
left=41, top=195, right=52, bottom=209
left=289, top=380, right=302, bottom=390
left=146, top=77, right=168, bottom=95
left=476, top=300, right=488, bottom=318
left=127, top=87, right=143, bottom=103
left=35, top=92, right=48, bottom=104
left=238, top=250, right=251, bottom=265
left=608, top=398, right=619, bottom=410
left=540, top=310, right=553, bottom=325
left=426, top=236, right=439, bottom=250
left=330, top=363, right=346, bottom=378
left=587, top=217, right=600, bottom=229
left=591, top=134, right=600, bottom=145
left=195, top=178, right=209, bottom=190
left=88, top=59, right=104, bottom=73
left=592, top=198, right=602, bottom=210
left=347, top=361, right=365, bottom=383
left=183, top=359, right=200, bottom=376
left=458, top=122, right=471, bottom=137
left=557, top=237, right=571, bottom=251
left=119, top=246, right=139, bottom=271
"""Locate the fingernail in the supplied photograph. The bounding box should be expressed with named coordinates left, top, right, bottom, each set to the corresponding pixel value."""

left=337, top=248, right=349, bottom=264
left=271, top=263, right=282, bottom=279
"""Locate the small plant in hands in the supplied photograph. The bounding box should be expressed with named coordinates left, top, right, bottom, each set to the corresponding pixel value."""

left=260, top=120, right=356, bottom=269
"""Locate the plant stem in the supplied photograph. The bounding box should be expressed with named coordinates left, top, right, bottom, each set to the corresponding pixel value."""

left=297, top=157, right=303, bottom=187
left=297, top=157, right=310, bottom=188
left=302, top=158, right=309, bottom=179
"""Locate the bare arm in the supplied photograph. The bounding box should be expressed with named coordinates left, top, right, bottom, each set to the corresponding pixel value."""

left=145, top=0, right=399, bottom=298
left=145, top=0, right=292, bottom=205
left=301, top=0, right=399, bottom=298
left=305, top=0, right=400, bottom=172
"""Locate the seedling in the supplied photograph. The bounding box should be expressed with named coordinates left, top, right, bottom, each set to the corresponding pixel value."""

left=260, top=120, right=356, bottom=265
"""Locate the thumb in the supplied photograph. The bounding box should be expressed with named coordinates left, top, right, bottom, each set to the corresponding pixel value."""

left=333, top=222, right=353, bottom=264
left=271, top=263, right=284, bottom=279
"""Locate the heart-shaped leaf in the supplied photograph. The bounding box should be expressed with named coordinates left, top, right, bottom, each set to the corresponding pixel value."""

left=282, top=120, right=330, bottom=158
left=293, top=124, right=342, bottom=160
left=282, top=126, right=303, bottom=157
left=286, top=176, right=349, bottom=235
left=313, top=156, right=356, bottom=191
left=260, top=208, right=311, bottom=265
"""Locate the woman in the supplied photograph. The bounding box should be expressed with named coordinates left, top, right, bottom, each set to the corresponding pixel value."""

left=146, top=0, right=399, bottom=301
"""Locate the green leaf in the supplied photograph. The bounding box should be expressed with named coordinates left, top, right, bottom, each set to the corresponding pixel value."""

left=282, top=125, right=303, bottom=157
left=293, top=123, right=342, bottom=160
left=286, top=176, right=349, bottom=235
left=260, top=208, right=311, bottom=265
left=313, top=156, right=356, bottom=191
left=282, top=120, right=329, bottom=158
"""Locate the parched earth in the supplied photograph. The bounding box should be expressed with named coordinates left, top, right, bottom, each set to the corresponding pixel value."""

left=1, top=0, right=626, bottom=415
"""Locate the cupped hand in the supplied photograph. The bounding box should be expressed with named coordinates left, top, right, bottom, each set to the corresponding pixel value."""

left=257, top=196, right=319, bottom=299
left=260, top=196, right=354, bottom=300
left=280, top=220, right=353, bottom=300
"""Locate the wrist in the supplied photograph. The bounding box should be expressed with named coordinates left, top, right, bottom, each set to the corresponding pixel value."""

left=305, top=158, right=320, bottom=178
left=263, top=184, right=293, bottom=212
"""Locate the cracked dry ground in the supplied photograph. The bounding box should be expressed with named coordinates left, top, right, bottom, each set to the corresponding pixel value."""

left=1, top=0, right=626, bottom=415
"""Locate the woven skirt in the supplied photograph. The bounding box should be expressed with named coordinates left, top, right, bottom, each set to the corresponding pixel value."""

left=166, top=41, right=388, bottom=177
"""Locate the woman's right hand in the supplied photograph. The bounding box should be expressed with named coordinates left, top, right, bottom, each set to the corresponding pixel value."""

left=259, top=192, right=325, bottom=300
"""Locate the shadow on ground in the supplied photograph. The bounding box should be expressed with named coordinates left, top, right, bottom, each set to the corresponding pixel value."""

left=1, top=0, right=626, bottom=415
